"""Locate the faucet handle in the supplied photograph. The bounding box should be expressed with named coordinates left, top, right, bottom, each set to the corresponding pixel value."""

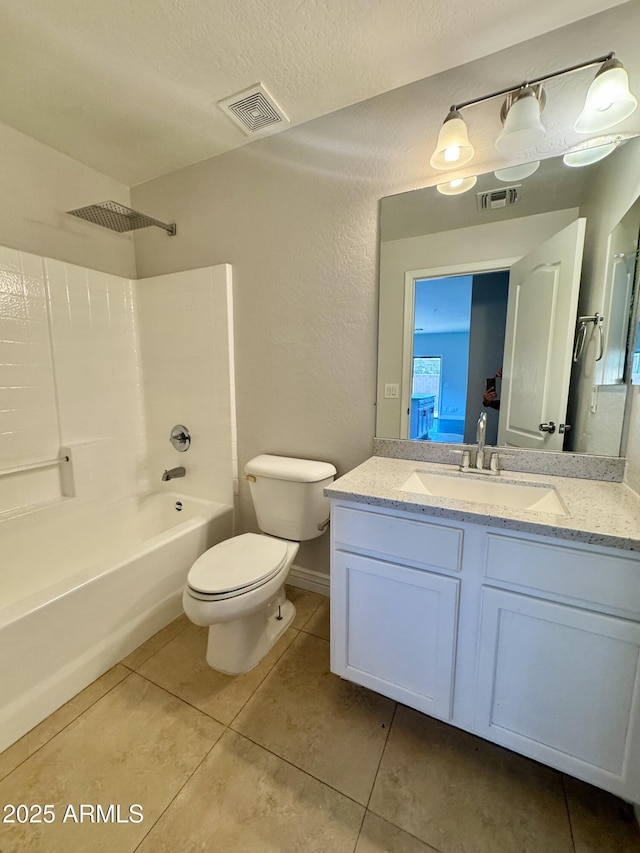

left=450, top=449, right=471, bottom=471
left=488, top=451, right=515, bottom=474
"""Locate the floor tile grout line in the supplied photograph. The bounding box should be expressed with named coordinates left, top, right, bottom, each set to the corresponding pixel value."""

left=226, top=626, right=304, bottom=728
left=352, top=809, right=368, bottom=853
left=229, top=728, right=370, bottom=810
left=562, top=773, right=578, bottom=853
left=292, top=592, right=326, bottom=633
left=365, top=702, right=398, bottom=810
left=0, top=666, right=134, bottom=784
left=228, top=630, right=394, bottom=810
left=227, top=628, right=333, bottom=732
left=131, top=721, right=230, bottom=853
left=360, top=805, right=446, bottom=853
left=122, top=619, right=191, bottom=672
left=131, top=669, right=231, bottom=727
left=299, top=624, right=330, bottom=642
left=361, top=703, right=446, bottom=852
left=131, top=626, right=302, bottom=730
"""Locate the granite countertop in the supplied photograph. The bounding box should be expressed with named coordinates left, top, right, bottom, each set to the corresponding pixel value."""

left=325, top=455, right=640, bottom=552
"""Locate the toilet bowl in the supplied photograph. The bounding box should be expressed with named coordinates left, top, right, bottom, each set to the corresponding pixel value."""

left=183, top=533, right=299, bottom=674
left=183, top=454, right=336, bottom=675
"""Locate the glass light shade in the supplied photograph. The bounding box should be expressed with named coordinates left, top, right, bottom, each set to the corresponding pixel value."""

left=436, top=176, right=477, bottom=195
left=495, top=90, right=545, bottom=154
left=494, top=161, right=540, bottom=181
left=430, top=111, right=475, bottom=170
left=563, top=141, right=617, bottom=167
left=574, top=62, right=638, bottom=133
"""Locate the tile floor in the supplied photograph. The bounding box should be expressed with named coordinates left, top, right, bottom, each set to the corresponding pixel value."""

left=1, top=587, right=639, bottom=852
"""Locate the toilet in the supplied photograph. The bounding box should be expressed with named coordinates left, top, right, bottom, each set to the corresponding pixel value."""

left=183, top=454, right=336, bottom=674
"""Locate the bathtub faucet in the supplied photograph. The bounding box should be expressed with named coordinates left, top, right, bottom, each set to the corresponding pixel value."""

left=162, top=466, right=186, bottom=481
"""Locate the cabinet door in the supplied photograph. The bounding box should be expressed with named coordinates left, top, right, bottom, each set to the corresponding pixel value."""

left=475, top=587, right=640, bottom=797
left=331, top=550, right=459, bottom=720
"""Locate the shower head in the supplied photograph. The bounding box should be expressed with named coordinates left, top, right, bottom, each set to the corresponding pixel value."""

left=67, top=201, right=176, bottom=236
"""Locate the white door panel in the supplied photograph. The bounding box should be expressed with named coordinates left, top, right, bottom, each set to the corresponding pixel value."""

left=499, top=219, right=586, bottom=450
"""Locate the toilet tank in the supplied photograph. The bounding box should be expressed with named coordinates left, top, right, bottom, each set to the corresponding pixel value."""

left=244, top=454, right=337, bottom=541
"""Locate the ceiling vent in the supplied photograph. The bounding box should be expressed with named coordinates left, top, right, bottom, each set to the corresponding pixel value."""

left=477, top=185, right=521, bottom=211
left=218, top=83, right=289, bottom=136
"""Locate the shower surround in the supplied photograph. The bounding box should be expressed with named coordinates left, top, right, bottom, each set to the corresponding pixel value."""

left=0, top=245, right=237, bottom=747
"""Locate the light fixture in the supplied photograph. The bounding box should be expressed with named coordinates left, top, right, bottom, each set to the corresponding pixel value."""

left=495, top=86, right=546, bottom=154
left=436, top=176, right=478, bottom=195
left=494, top=161, right=540, bottom=181
left=563, top=136, right=621, bottom=167
left=430, top=109, right=475, bottom=170
left=575, top=58, right=637, bottom=133
left=428, top=52, right=637, bottom=175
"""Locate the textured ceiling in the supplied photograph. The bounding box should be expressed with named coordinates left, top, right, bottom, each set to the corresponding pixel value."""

left=0, top=0, right=630, bottom=185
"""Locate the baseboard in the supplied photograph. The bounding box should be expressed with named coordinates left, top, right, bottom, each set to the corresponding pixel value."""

left=287, top=564, right=330, bottom=597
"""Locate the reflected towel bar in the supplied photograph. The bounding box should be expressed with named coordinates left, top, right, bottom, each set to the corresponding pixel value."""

left=0, top=456, right=69, bottom=478
left=573, top=313, right=605, bottom=363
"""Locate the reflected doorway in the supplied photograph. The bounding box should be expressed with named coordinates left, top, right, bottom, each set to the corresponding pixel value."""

left=405, top=271, right=509, bottom=443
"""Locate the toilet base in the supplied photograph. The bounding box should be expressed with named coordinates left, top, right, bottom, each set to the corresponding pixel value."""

left=204, top=587, right=296, bottom=675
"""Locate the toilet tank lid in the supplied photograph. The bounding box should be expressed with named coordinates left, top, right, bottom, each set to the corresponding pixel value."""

left=245, top=454, right=336, bottom=482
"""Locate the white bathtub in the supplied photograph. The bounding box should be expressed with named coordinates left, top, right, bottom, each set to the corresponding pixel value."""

left=0, top=492, right=233, bottom=752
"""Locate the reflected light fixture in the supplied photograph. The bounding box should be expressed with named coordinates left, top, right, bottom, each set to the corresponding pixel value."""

left=436, top=176, right=478, bottom=195
left=428, top=52, right=637, bottom=172
left=563, top=136, right=621, bottom=167
left=575, top=58, right=637, bottom=133
left=494, top=160, right=540, bottom=182
left=430, top=109, right=475, bottom=169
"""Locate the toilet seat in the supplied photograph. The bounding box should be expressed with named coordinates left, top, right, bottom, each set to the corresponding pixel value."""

left=187, top=533, right=289, bottom=601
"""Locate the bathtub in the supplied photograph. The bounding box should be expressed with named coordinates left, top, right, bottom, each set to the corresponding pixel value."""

left=0, top=492, right=233, bottom=752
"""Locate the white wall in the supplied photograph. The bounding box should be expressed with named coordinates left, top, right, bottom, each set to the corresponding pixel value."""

left=130, top=5, right=640, bottom=574
left=132, top=131, right=380, bottom=575
left=135, top=265, right=236, bottom=507
left=0, top=122, right=135, bottom=279
left=0, top=4, right=628, bottom=571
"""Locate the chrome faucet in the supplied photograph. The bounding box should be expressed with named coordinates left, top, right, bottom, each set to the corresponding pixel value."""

left=162, top=466, right=185, bottom=481
left=476, top=412, right=487, bottom=470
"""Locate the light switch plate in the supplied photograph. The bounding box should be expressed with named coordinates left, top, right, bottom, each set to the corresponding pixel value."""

left=384, top=383, right=400, bottom=399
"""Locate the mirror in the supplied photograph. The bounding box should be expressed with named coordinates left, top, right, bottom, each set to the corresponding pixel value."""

left=377, top=135, right=640, bottom=455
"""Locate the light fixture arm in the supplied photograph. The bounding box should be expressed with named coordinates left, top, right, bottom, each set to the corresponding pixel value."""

left=450, top=52, right=615, bottom=113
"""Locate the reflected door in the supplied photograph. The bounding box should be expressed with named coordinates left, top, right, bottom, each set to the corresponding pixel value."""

left=498, top=219, right=586, bottom=450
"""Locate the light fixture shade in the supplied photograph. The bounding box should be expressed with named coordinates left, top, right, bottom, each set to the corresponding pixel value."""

left=495, top=87, right=545, bottom=154
left=436, top=176, right=477, bottom=195
left=574, top=59, right=637, bottom=133
left=563, top=141, right=618, bottom=167
left=430, top=110, right=475, bottom=170
left=494, top=161, right=540, bottom=181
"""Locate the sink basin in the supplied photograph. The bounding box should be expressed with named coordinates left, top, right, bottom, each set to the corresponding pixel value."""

left=399, top=471, right=568, bottom=516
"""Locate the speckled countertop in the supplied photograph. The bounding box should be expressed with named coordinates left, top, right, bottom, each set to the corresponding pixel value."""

left=325, top=456, right=640, bottom=552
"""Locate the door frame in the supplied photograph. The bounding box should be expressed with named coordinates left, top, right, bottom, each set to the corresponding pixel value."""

left=400, top=258, right=518, bottom=439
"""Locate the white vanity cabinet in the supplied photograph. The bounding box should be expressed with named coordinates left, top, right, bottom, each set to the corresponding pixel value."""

left=330, top=503, right=465, bottom=721
left=330, top=499, right=640, bottom=803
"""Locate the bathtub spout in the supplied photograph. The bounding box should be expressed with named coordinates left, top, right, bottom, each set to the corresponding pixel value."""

left=162, top=466, right=185, bottom=481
